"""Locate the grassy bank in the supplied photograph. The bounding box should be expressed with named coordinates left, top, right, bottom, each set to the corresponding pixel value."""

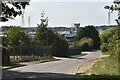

left=86, top=56, right=119, bottom=76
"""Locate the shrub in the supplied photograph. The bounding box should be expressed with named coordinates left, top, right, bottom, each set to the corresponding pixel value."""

left=75, top=25, right=100, bottom=49
left=100, top=26, right=120, bottom=58
left=73, top=37, right=94, bottom=51
left=51, top=38, right=69, bottom=57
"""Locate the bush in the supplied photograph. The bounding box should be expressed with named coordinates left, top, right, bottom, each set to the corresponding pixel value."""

left=100, top=43, right=108, bottom=52
left=51, top=38, right=69, bottom=57
left=75, top=25, right=100, bottom=49
left=73, top=37, right=94, bottom=51
left=100, top=26, right=120, bottom=57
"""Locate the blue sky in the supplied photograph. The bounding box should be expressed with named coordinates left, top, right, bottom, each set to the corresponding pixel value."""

left=0, top=0, right=118, bottom=27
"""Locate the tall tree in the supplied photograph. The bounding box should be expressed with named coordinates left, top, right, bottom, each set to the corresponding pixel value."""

left=75, top=25, right=100, bottom=49
left=0, top=0, right=30, bottom=22
left=34, top=11, right=50, bottom=46
left=34, top=11, right=69, bottom=56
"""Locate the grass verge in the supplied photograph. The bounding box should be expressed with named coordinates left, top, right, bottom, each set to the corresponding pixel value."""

left=86, top=56, right=119, bottom=76
left=3, top=55, right=56, bottom=67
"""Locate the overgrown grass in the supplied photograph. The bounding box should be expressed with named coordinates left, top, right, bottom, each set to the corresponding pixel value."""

left=2, top=55, right=56, bottom=66
left=87, top=56, right=119, bottom=76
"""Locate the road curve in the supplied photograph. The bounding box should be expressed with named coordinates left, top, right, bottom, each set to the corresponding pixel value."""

left=2, top=51, right=101, bottom=78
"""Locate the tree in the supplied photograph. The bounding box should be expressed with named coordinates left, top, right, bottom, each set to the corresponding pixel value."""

left=75, top=25, right=100, bottom=49
left=34, top=11, right=69, bottom=56
left=0, top=0, right=30, bottom=22
left=7, top=26, right=29, bottom=46
left=34, top=25, right=48, bottom=46
left=34, top=24, right=61, bottom=46
left=34, top=11, right=50, bottom=46
left=34, top=24, right=69, bottom=56
left=7, top=26, right=30, bottom=58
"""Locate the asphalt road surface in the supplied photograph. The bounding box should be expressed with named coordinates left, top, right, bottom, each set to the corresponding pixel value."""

left=2, top=51, right=101, bottom=79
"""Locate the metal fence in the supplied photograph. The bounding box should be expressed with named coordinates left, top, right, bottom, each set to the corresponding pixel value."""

left=8, top=45, right=81, bottom=56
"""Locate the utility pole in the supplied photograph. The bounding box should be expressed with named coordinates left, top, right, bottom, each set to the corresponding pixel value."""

left=21, top=9, right=25, bottom=27
left=28, top=16, right=31, bottom=27
left=108, top=10, right=111, bottom=25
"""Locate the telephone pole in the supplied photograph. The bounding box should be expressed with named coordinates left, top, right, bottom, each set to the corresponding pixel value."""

left=21, top=9, right=25, bottom=27
left=28, top=16, right=31, bottom=27
left=108, top=11, right=111, bottom=25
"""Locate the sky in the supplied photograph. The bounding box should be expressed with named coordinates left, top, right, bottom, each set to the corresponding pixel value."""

left=0, top=0, right=118, bottom=27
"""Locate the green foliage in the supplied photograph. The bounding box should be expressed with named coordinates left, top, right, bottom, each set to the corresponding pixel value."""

left=78, top=37, right=94, bottom=47
left=34, top=25, right=47, bottom=46
left=100, top=26, right=120, bottom=57
left=75, top=25, right=100, bottom=50
left=51, top=38, right=69, bottom=57
left=7, top=26, right=30, bottom=46
left=34, top=25, right=60, bottom=46
left=88, top=57, right=119, bottom=76
left=2, top=26, right=30, bottom=65
left=34, top=24, right=69, bottom=56
left=73, top=37, right=94, bottom=51
left=0, top=1, right=29, bottom=22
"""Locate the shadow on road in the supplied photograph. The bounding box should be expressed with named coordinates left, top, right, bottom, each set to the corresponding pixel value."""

left=2, top=70, right=119, bottom=80
left=54, top=56, right=86, bottom=60
left=2, top=64, right=26, bottom=70
left=66, top=56, right=86, bottom=60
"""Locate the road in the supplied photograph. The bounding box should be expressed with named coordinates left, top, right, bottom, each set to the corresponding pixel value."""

left=2, top=51, right=101, bottom=79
